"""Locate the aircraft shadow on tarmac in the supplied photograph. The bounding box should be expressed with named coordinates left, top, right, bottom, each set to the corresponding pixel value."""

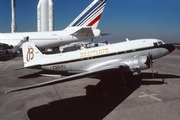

left=26, top=72, right=180, bottom=120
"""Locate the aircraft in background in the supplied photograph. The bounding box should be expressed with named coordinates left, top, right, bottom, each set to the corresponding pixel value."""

left=5, top=38, right=175, bottom=94
left=58, top=41, right=109, bottom=53
left=0, top=0, right=106, bottom=50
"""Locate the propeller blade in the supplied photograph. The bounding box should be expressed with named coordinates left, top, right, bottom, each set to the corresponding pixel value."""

left=148, top=52, right=154, bottom=78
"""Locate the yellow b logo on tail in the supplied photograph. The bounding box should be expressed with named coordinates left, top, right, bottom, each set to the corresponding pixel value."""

left=26, top=47, right=34, bottom=62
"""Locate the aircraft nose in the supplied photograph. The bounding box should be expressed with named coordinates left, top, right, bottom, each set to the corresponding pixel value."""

left=161, top=44, right=175, bottom=53
left=167, top=44, right=175, bottom=53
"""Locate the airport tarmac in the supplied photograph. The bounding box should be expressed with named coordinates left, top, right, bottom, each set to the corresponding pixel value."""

left=0, top=51, right=180, bottom=120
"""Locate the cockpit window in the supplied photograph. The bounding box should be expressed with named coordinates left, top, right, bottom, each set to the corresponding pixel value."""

left=158, top=41, right=163, bottom=45
left=154, top=41, right=164, bottom=47
left=153, top=42, right=158, bottom=47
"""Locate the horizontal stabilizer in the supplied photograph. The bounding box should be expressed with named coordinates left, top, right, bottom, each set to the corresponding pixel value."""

left=10, top=65, right=41, bottom=71
left=71, top=27, right=101, bottom=37
left=101, top=33, right=111, bottom=36
left=71, top=27, right=94, bottom=36
left=10, top=67, right=25, bottom=71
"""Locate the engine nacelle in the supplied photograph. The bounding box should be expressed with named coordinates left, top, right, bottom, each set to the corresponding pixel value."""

left=92, top=29, right=101, bottom=37
left=123, top=56, right=150, bottom=75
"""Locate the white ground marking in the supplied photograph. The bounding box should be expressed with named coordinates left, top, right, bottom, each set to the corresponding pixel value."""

left=139, top=92, right=162, bottom=102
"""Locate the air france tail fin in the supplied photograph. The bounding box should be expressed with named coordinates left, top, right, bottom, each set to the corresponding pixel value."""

left=67, top=0, right=106, bottom=29
left=22, top=40, right=44, bottom=68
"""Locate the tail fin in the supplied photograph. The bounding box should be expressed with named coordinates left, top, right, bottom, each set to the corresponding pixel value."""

left=67, top=0, right=106, bottom=29
left=22, top=40, right=44, bottom=67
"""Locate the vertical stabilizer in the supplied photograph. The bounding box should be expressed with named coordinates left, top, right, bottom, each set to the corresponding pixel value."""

left=67, top=0, right=106, bottom=29
left=22, top=40, right=44, bottom=67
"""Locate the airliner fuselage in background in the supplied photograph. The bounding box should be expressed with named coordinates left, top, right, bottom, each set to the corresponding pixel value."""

left=0, top=0, right=106, bottom=49
left=0, top=27, right=100, bottom=48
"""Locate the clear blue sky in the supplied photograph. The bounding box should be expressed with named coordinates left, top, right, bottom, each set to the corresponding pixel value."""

left=0, top=0, right=180, bottom=43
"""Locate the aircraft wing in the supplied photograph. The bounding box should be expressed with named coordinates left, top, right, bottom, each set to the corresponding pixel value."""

left=5, top=55, right=151, bottom=94
left=5, top=66, right=118, bottom=94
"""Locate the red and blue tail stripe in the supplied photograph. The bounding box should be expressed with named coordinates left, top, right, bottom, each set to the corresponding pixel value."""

left=68, top=0, right=106, bottom=29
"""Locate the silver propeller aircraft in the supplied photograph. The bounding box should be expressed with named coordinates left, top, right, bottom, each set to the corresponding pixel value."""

left=5, top=38, right=175, bottom=94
